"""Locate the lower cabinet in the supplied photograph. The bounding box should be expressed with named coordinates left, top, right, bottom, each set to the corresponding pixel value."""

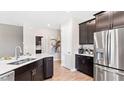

left=15, top=59, right=43, bottom=81
left=15, top=57, right=54, bottom=81
left=32, top=59, right=44, bottom=81
left=75, top=54, right=93, bottom=77
left=43, top=57, right=53, bottom=79
left=15, top=63, right=33, bottom=81
left=15, top=70, right=32, bottom=81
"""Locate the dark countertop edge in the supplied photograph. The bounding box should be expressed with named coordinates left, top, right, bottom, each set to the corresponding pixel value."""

left=93, top=11, right=106, bottom=16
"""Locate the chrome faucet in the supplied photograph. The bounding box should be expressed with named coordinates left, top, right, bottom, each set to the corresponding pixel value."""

left=15, top=46, right=22, bottom=60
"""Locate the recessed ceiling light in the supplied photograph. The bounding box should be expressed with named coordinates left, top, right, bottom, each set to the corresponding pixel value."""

left=48, top=24, right=50, bottom=27
left=65, top=11, right=71, bottom=13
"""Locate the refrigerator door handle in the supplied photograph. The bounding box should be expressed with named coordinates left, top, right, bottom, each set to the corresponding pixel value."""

left=106, top=31, right=109, bottom=66
left=95, top=65, right=112, bottom=72
left=97, top=66, right=113, bottom=73
left=116, top=72, right=124, bottom=76
left=107, top=31, right=111, bottom=65
left=95, top=65, right=124, bottom=76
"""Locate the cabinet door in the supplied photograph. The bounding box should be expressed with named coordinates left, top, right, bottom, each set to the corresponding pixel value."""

left=112, top=11, right=124, bottom=28
left=36, top=65, right=44, bottom=80
left=15, top=64, right=33, bottom=81
left=79, top=23, right=87, bottom=44
left=75, top=55, right=87, bottom=72
left=32, top=67, right=44, bottom=81
left=15, top=70, right=32, bottom=81
left=95, top=12, right=111, bottom=31
left=75, top=55, right=82, bottom=70
left=87, top=19, right=95, bottom=44
left=80, top=56, right=87, bottom=72
left=43, top=57, right=53, bottom=79
left=32, top=60, right=44, bottom=81
left=75, top=55, right=93, bottom=77
left=85, top=57, right=93, bottom=77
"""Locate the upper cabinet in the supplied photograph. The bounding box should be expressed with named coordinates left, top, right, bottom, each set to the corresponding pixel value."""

left=79, top=19, right=95, bottom=44
left=79, top=11, right=124, bottom=45
left=87, top=19, right=96, bottom=44
left=79, top=23, right=87, bottom=44
left=95, top=11, right=111, bottom=31
left=95, top=11, right=124, bottom=31
left=112, top=11, right=124, bottom=28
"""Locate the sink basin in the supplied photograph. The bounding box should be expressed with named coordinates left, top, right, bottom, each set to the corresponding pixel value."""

left=8, top=58, right=36, bottom=65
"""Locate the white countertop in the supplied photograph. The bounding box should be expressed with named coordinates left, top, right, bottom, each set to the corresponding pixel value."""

left=0, top=53, right=53, bottom=76
left=76, top=53, right=94, bottom=57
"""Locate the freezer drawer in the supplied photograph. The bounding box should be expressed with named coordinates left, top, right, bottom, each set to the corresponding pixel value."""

left=94, top=65, right=124, bottom=81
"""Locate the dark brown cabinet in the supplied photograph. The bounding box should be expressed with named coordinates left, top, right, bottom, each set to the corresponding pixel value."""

left=15, top=57, right=53, bottom=81
left=15, top=63, right=33, bottom=81
left=112, top=11, right=124, bottom=28
left=75, top=54, right=93, bottom=77
left=32, top=60, right=44, bottom=81
left=95, top=11, right=111, bottom=31
left=95, top=11, right=124, bottom=31
left=79, top=19, right=95, bottom=44
left=43, top=57, right=53, bottom=79
left=87, top=19, right=96, bottom=43
left=15, top=59, right=44, bottom=81
left=15, top=70, right=32, bottom=81
left=79, top=23, right=87, bottom=44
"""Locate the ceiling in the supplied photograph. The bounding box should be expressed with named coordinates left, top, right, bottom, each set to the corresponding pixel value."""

left=0, top=11, right=97, bottom=30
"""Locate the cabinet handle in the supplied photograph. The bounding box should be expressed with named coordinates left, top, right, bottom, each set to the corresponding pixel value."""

left=32, top=69, right=36, bottom=75
left=112, top=24, right=113, bottom=28
left=110, top=23, right=113, bottom=29
left=82, top=61, right=85, bottom=64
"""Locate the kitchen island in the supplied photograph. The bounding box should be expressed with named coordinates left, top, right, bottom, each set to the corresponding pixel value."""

left=0, top=54, right=54, bottom=81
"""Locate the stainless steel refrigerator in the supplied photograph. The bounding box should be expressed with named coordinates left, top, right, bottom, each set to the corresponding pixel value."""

left=94, top=28, right=124, bottom=81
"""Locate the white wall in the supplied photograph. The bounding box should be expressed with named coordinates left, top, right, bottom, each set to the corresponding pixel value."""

left=61, top=19, right=72, bottom=67
left=23, top=25, right=61, bottom=60
left=71, top=19, right=79, bottom=70
left=61, top=18, right=79, bottom=70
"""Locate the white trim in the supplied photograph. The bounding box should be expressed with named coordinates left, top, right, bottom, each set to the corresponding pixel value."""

left=54, top=59, right=61, bottom=61
left=70, top=68, right=76, bottom=72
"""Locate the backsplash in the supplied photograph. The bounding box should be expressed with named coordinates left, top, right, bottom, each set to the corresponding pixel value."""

left=82, top=44, right=94, bottom=50
left=79, top=44, right=94, bottom=50
left=78, top=44, right=94, bottom=55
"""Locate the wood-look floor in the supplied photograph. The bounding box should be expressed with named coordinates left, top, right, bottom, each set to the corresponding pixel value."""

left=47, top=61, right=93, bottom=81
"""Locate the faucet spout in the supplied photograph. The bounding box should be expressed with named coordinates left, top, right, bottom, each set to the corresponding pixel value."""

left=15, top=46, right=22, bottom=60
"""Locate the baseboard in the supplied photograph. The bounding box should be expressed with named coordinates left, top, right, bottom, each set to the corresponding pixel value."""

left=54, top=59, right=61, bottom=61
left=70, top=68, right=77, bottom=72
left=61, top=63, right=64, bottom=67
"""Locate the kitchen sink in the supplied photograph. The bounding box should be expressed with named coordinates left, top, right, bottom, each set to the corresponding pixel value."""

left=8, top=58, right=36, bottom=65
